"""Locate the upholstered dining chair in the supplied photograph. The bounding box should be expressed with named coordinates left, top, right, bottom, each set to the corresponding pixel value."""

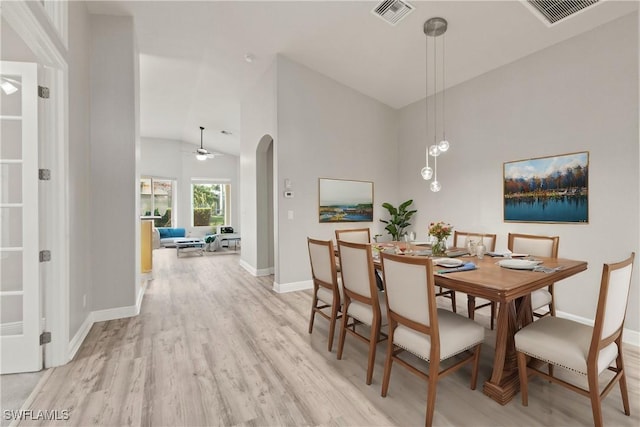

left=335, top=228, right=371, bottom=244
left=515, top=253, right=635, bottom=427
left=380, top=253, right=484, bottom=427
left=336, top=240, right=387, bottom=385
left=454, top=231, right=498, bottom=329
left=307, top=238, right=343, bottom=352
left=508, top=233, right=559, bottom=318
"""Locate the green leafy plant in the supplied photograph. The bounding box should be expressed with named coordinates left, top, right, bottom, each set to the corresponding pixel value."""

left=380, top=199, right=417, bottom=241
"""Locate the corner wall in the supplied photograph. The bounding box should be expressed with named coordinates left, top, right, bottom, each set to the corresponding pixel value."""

left=89, top=15, right=137, bottom=312
left=398, top=13, right=639, bottom=332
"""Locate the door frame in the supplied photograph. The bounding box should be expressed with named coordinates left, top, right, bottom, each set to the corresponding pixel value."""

left=3, top=1, right=70, bottom=368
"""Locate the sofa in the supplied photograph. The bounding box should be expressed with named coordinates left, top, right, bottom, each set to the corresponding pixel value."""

left=156, top=227, right=187, bottom=247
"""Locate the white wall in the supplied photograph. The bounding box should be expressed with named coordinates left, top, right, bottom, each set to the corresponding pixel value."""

left=273, top=56, right=399, bottom=286
left=139, top=137, right=240, bottom=236
left=67, top=1, right=92, bottom=337
left=398, top=13, right=639, bottom=331
left=89, top=15, right=137, bottom=311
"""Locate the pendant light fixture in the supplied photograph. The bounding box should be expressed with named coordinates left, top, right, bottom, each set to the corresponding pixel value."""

left=420, top=17, right=450, bottom=192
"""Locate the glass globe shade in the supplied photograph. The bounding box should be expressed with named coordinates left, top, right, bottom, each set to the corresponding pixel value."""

left=420, top=166, right=433, bottom=180
left=196, top=154, right=207, bottom=161
left=429, top=145, right=440, bottom=157
left=438, top=139, right=450, bottom=152
left=430, top=180, right=442, bottom=192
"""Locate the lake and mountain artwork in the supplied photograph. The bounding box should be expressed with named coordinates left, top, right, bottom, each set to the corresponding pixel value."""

left=504, top=152, right=588, bottom=223
left=319, top=178, right=373, bottom=223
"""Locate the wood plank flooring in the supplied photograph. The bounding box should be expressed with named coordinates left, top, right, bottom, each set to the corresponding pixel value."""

left=21, top=249, right=640, bottom=426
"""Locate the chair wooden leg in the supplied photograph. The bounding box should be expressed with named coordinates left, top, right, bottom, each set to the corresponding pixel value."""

left=470, top=344, right=481, bottom=390
left=308, top=293, right=317, bottom=334
left=327, top=304, right=338, bottom=352
left=616, top=349, right=631, bottom=416
left=337, top=309, right=349, bottom=360
left=450, top=291, right=457, bottom=313
left=425, top=363, right=439, bottom=427
left=381, top=325, right=395, bottom=397
left=516, top=351, right=529, bottom=406
left=467, top=295, right=476, bottom=320
left=366, top=320, right=380, bottom=385
left=588, top=368, right=604, bottom=427
left=549, top=284, right=556, bottom=316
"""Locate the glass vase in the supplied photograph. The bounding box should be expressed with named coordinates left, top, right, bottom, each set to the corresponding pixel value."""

left=432, top=237, right=447, bottom=256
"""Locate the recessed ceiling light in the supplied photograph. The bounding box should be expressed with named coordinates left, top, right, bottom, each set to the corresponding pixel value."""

left=244, top=53, right=254, bottom=63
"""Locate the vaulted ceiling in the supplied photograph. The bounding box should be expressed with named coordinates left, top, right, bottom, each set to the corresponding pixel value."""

left=86, top=1, right=638, bottom=155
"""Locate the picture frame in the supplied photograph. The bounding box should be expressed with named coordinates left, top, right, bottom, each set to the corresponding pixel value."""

left=504, top=151, right=589, bottom=223
left=318, top=178, right=374, bottom=223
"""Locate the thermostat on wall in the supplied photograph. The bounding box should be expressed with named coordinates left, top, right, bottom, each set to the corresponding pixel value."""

left=284, top=191, right=294, bottom=198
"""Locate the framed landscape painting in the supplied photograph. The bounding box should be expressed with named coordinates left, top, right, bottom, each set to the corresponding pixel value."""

left=504, top=151, right=589, bottom=223
left=319, top=178, right=373, bottom=223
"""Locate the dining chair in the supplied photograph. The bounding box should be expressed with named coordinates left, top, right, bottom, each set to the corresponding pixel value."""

left=335, top=228, right=371, bottom=244
left=380, top=253, right=484, bottom=427
left=515, top=253, right=635, bottom=427
left=336, top=240, right=387, bottom=385
left=307, top=238, right=343, bottom=352
left=508, top=233, right=559, bottom=318
left=454, top=231, right=497, bottom=329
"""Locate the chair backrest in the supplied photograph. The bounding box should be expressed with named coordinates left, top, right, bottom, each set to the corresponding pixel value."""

left=335, top=228, right=371, bottom=244
left=307, top=238, right=338, bottom=291
left=593, top=253, right=635, bottom=344
left=454, top=231, right=497, bottom=252
left=508, top=233, right=559, bottom=257
left=380, top=253, right=435, bottom=330
left=337, top=240, right=377, bottom=302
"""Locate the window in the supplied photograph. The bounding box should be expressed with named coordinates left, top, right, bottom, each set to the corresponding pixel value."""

left=191, top=182, right=230, bottom=227
left=140, top=177, right=175, bottom=228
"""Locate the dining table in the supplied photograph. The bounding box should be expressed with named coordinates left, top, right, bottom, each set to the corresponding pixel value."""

left=372, top=246, right=588, bottom=405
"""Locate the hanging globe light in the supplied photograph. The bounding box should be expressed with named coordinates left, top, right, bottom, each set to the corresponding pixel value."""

left=429, top=144, right=441, bottom=157
left=438, top=139, right=449, bottom=152
left=421, top=166, right=433, bottom=180
left=430, top=180, right=442, bottom=192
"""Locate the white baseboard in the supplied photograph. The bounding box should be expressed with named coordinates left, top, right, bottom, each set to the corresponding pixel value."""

left=91, top=304, right=139, bottom=323
left=67, top=313, right=93, bottom=361
left=557, top=310, right=639, bottom=348
left=66, top=287, right=147, bottom=362
left=239, top=259, right=274, bottom=277
left=272, top=279, right=313, bottom=293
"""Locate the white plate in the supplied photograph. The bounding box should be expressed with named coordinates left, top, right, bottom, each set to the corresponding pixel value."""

left=434, top=258, right=464, bottom=268
left=497, top=259, right=542, bottom=270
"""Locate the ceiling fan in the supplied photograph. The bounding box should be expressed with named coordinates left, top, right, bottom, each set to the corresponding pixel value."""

left=195, top=126, right=216, bottom=160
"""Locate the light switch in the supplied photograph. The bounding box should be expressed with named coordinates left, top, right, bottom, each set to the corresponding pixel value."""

left=288, top=210, right=294, bottom=220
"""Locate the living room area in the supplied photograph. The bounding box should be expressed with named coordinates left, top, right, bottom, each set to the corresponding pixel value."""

left=139, top=136, right=241, bottom=258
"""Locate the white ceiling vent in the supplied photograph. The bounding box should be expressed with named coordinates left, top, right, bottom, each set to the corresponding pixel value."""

left=527, top=0, right=599, bottom=24
left=371, top=0, right=415, bottom=26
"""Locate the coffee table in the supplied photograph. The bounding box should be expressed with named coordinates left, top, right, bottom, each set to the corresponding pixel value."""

left=175, top=239, right=205, bottom=257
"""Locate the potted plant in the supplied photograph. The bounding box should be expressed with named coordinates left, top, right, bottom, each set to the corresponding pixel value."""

left=380, top=199, right=417, bottom=241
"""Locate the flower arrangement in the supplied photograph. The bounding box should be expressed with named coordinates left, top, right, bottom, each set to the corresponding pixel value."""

left=428, top=221, right=452, bottom=255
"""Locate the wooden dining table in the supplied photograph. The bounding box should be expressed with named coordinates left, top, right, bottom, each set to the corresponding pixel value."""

left=372, top=248, right=588, bottom=405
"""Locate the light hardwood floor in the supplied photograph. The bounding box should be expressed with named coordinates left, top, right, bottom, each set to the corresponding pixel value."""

left=21, top=249, right=640, bottom=426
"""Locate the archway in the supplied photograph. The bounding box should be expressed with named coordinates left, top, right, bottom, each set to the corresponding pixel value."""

left=255, top=135, right=275, bottom=274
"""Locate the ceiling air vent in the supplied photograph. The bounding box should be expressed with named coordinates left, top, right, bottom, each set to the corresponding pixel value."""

left=372, top=0, right=415, bottom=26
left=527, top=0, right=599, bottom=24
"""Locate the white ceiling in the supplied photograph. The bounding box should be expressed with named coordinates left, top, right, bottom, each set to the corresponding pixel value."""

left=85, top=0, right=638, bottom=155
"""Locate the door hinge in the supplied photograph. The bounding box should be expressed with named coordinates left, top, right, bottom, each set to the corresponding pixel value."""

left=38, top=85, right=50, bottom=99
left=39, top=250, right=51, bottom=262
left=40, top=332, right=52, bottom=345
left=39, top=169, right=51, bottom=180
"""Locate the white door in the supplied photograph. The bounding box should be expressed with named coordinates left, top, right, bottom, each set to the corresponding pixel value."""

left=0, top=61, right=42, bottom=373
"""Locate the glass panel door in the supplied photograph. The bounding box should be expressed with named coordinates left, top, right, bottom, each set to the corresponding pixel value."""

left=0, top=62, right=41, bottom=373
